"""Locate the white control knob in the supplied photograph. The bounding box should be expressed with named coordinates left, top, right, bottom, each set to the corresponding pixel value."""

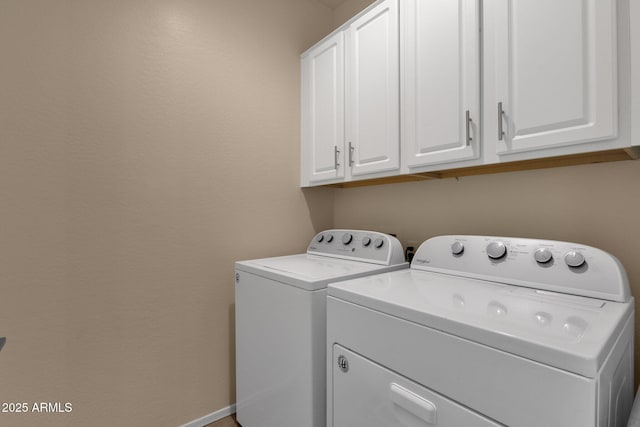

left=534, top=248, right=553, bottom=264
left=316, top=234, right=324, bottom=243
left=374, top=238, right=384, bottom=249
left=486, top=241, right=507, bottom=259
left=451, top=241, right=464, bottom=255
left=565, top=251, right=585, bottom=268
left=342, top=233, right=353, bottom=245
left=326, top=234, right=334, bottom=243
left=362, top=237, right=371, bottom=247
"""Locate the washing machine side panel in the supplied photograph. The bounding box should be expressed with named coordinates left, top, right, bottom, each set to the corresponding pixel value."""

left=309, top=283, right=328, bottom=426
left=327, top=296, right=597, bottom=427
left=596, top=311, right=635, bottom=427
left=235, top=271, right=326, bottom=427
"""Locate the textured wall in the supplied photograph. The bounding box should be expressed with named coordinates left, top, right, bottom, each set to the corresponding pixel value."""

left=332, top=0, right=375, bottom=28
left=0, top=0, right=333, bottom=425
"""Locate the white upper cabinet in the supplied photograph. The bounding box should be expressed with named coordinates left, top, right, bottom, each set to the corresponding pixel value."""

left=301, top=31, right=345, bottom=185
left=301, top=0, right=399, bottom=186
left=347, top=0, right=400, bottom=177
left=301, top=0, right=633, bottom=187
left=402, top=0, right=480, bottom=169
left=485, top=0, right=618, bottom=156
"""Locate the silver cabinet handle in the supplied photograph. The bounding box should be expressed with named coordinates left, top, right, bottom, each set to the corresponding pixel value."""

left=465, top=110, right=472, bottom=146
left=498, top=102, right=505, bottom=141
left=348, top=142, right=354, bottom=167
left=334, top=146, right=340, bottom=169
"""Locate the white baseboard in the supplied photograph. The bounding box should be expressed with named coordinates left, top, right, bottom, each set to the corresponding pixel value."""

left=179, top=404, right=236, bottom=427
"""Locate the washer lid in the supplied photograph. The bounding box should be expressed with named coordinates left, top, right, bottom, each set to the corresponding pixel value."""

left=328, top=269, right=633, bottom=378
left=236, top=254, right=407, bottom=291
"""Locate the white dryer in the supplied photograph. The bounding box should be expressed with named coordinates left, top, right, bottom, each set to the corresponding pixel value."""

left=235, top=229, right=407, bottom=427
left=327, top=235, right=634, bottom=427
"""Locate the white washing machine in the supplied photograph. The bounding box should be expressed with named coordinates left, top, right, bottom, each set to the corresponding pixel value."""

left=235, top=229, right=407, bottom=427
left=327, top=235, right=634, bottom=427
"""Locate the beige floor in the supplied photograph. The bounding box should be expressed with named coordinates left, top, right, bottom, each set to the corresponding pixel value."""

left=205, top=414, right=240, bottom=427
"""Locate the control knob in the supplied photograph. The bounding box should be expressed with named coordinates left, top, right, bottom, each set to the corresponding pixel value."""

left=326, top=234, right=334, bottom=243
left=534, top=248, right=553, bottom=264
left=316, top=234, right=324, bottom=243
left=342, top=233, right=353, bottom=245
left=362, top=237, right=371, bottom=247
left=565, top=251, right=585, bottom=268
left=451, top=241, right=464, bottom=255
left=374, top=238, right=384, bottom=249
left=486, top=241, right=507, bottom=260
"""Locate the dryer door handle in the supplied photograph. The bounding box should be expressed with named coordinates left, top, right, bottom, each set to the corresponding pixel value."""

left=390, top=383, right=437, bottom=424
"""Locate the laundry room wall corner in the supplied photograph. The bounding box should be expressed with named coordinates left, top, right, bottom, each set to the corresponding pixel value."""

left=333, top=0, right=376, bottom=28
left=302, top=187, right=336, bottom=236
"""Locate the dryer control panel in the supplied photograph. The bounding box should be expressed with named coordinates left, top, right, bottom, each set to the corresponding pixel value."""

left=307, top=229, right=406, bottom=266
left=412, top=235, right=630, bottom=302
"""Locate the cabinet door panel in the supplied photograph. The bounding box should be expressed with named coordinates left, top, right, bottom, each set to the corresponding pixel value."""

left=403, top=0, right=480, bottom=168
left=490, top=0, right=617, bottom=155
left=348, top=0, right=400, bottom=176
left=301, top=32, right=345, bottom=184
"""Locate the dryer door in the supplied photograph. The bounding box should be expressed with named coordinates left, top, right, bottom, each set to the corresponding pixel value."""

left=332, top=345, right=503, bottom=427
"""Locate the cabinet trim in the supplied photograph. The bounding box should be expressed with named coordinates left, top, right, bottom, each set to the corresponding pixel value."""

left=327, top=149, right=637, bottom=188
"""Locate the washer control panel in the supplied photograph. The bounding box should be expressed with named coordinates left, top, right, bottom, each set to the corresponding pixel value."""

left=307, top=229, right=405, bottom=266
left=412, top=235, right=630, bottom=302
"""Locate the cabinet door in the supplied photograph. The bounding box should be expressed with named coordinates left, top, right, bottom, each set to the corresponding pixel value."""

left=346, top=0, right=400, bottom=177
left=301, top=31, right=345, bottom=184
left=402, top=0, right=480, bottom=168
left=487, top=0, right=617, bottom=156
